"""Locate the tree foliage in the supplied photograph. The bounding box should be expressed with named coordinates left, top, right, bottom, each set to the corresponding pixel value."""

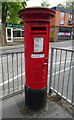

left=58, top=1, right=74, bottom=10
left=41, top=0, right=50, bottom=7
left=2, top=1, right=29, bottom=24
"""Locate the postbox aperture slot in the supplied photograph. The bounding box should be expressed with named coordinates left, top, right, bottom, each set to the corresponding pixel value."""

left=31, top=27, right=46, bottom=31
left=34, top=37, right=44, bottom=53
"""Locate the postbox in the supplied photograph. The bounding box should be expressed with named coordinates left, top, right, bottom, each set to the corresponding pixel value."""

left=18, top=7, right=55, bottom=110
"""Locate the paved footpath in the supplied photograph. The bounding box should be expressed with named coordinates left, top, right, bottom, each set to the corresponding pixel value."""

left=1, top=93, right=74, bottom=119
left=0, top=43, right=24, bottom=50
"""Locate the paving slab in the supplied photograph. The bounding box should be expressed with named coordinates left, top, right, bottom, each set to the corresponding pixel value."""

left=1, top=93, right=74, bottom=119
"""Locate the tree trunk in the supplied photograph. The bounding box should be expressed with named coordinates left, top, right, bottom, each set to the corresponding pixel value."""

left=1, top=23, right=6, bottom=44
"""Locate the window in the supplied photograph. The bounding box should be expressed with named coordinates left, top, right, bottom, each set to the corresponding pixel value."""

left=60, top=12, right=65, bottom=25
left=72, top=28, right=74, bottom=40
left=13, top=29, right=24, bottom=38
left=68, top=14, right=72, bottom=25
left=58, top=27, right=71, bottom=40
left=21, top=31, right=24, bottom=37
left=13, top=31, right=21, bottom=37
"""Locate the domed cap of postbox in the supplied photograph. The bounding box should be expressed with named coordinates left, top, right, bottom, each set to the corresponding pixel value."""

left=18, top=7, right=55, bottom=22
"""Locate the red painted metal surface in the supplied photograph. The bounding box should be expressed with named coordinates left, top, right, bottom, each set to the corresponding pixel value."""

left=18, top=7, right=55, bottom=90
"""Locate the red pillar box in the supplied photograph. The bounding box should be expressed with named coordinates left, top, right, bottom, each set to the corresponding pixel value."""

left=18, top=7, right=55, bottom=111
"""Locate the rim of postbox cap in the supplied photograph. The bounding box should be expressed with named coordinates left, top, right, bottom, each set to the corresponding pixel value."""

left=18, top=6, right=55, bottom=21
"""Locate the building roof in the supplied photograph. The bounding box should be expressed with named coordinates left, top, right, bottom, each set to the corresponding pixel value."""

left=52, top=6, right=72, bottom=14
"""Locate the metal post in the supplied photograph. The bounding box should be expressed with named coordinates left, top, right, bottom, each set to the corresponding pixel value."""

left=1, top=55, right=5, bottom=95
left=53, top=49, right=57, bottom=89
left=49, top=48, right=54, bottom=93
left=21, top=53, right=23, bottom=89
left=12, top=53, right=14, bottom=92
left=7, top=55, right=10, bottom=94
left=57, top=50, right=62, bottom=92
left=61, top=51, right=67, bottom=96
left=16, top=53, right=19, bottom=90
left=66, top=52, right=73, bottom=99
